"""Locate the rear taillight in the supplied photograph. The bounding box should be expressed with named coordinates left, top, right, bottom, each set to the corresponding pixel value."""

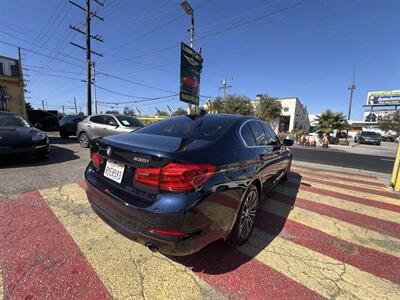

left=90, top=151, right=102, bottom=169
left=134, top=163, right=215, bottom=191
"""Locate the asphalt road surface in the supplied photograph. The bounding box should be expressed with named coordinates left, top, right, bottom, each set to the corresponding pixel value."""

left=291, top=146, right=395, bottom=174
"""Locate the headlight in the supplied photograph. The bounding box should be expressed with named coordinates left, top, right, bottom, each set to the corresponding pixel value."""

left=32, top=132, right=47, bottom=142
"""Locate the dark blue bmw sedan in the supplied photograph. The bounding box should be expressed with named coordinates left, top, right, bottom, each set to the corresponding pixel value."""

left=85, top=112, right=293, bottom=255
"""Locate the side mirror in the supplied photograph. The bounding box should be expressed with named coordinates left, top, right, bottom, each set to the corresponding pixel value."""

left=283, top=138, right=294, bottom=146
left=34, top=123, right=42, bottom=129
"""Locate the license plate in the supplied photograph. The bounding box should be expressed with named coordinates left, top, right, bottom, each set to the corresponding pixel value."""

left=104, top=160, right=125, bottom=183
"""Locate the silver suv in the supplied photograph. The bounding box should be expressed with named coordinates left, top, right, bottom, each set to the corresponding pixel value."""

left=76, top=114, right=144, bottom=148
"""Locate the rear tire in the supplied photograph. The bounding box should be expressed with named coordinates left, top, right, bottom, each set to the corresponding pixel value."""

left=228, top=184, right=259, bottom=245
left=79, top=132, right=89, bottom=148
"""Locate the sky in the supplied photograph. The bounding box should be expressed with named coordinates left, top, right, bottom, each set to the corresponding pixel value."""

left=0, top=0, right=399, bottom=118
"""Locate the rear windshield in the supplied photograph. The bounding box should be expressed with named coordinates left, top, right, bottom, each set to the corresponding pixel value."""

left=0, top=114, right=31, bottom=128
left=136, top=115, right=235, bottom=140
left=115, top=115, right=143, bottom=128
left=362, top=132, right=379, bottom=136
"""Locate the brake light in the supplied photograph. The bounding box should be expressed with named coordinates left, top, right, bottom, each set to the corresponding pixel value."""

left=134, top=163, right=215, bottom=191
left=90, top=151, right=102, bottom=169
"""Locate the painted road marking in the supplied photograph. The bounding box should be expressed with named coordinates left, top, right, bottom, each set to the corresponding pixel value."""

left=292, top=164, right=379, bottom=180
left=284, top=180, right=400, bottom=213
left=255, top=209, right=400, bottom=284
left=299, top=175, right=399, bottom=200
left=240, top=228, right=400, bottom=299
left=262, top=199, right=400, bottom=258
left=0, top=191, right=112, bottom=300
left=275, top=185, right=400, bottom=225
left=292, top=166, right=385, bottom=187
left=40, top=183, right=225, bottom=300
left=270, top=190, right=400, bottom=238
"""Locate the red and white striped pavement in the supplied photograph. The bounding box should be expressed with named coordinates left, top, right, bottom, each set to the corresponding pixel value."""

left=0, top=164, right=399, bottom=299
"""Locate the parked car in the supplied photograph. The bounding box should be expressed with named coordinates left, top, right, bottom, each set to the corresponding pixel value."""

left=382, top=134, right=397, bottom=142
left=59, top=115, right=86, bottom=139
left=0, top=111, right=50, bottom=160
left=84, top=113, right=293, bottom=256
left=77, top=114, right=144, bottom=148
left=354, top=131, right=381, bottom=145
left=26, top=109, right=59, bottom=131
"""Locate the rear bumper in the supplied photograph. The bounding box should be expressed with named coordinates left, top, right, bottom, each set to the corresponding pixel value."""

left=85, top=165, right=227, bottom=256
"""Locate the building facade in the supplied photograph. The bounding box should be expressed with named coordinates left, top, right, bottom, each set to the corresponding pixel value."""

left=0, top=54, right=26, bottom=117
left=276, top=97, right=309, bottom=133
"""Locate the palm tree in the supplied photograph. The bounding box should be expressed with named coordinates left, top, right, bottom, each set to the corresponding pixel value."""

left=255, top=94, right=282, bottom=123
left=331, top=112, right=348, bottom=139
left=315, top=110, right=335, bottom=135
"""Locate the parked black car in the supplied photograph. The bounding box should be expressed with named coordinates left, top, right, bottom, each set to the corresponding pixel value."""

left=59, top=115, right=86, bottom=139
left=85, top=113, right=293, bottom=256
left=0, top=111, right=50, bottom=160
left=354, top=131, right=381, bottom=145
left=26, top=109, right=59, bottom=131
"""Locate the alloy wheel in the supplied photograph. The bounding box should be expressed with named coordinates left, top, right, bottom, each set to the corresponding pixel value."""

left=80, top=133, right=89, bottom=148
left=239, top=190, right=258, bottom=239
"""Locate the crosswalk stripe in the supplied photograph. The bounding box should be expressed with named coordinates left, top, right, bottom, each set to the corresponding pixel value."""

left=292, top=164, right=379, bottom=180
left=292, top=168, right=386, bottom=188
left=274, top=185, right=400, bottom=225
left=298, top=175, right=399, bottom=200
left=239, top=228, right=400, bottom=299
left=262, top=199, right=400, bottom=258
left=40, top=183, right=225, bottom=300
left=270, top=190, right=400, bottom=238
left=255, top=209, right=400, bottom=284
left=284, top=181, right=400, bottom=212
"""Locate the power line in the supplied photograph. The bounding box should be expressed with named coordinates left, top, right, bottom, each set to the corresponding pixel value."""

left=95, top=85, right=178, bottom=102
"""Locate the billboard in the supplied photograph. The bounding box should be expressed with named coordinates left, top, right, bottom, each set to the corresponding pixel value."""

left=364, top=110, right=397, bottom=122
left=367, top=90, right=400, bottom=106
left=180, top=42, right=202, bottom=106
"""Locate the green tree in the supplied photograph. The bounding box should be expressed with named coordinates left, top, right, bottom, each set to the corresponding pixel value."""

left=377, top=116, right=392, bottom=134
left=331, top=112, right=349, bottom=138
left=123, top=106, right=136, bottom=116
left=25, top=102, right=34, bottom=110
left=218, top=94, right=254, bottom=115
left=255, top=94, right=282, bottom=123
left=379, top=111, right=400, bottom=135
left=157, top=110, right=169, bottom=116
left=205, top=98, right=224, bottom=113
left=106, top=110, right=119, bottom=114
left=172, top=107, right=187, bottom=116
left=315, top=110, right=335, bottom=135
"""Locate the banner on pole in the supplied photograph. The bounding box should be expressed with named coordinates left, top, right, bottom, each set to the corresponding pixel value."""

left=180, top=42, right=202, bottom=106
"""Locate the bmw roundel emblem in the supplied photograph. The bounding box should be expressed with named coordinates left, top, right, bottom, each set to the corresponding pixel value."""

left=106, top=146, right=112, bottom=157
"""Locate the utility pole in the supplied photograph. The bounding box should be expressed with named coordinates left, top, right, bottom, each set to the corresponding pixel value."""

left=92, top=62, right=98, bottom=114
left=136, top=107, right=142, bottom=118
left=347, top=66, right=356, bottom=121
left=167, top=105, right=172, bottom=116
left=41, top=99, right=45, bottom=110
left=219, top=78, right=232, bottom=100
left=69, top=0, right=104, bottom=116
left=73, top=97, right=78, bottom=114
left=62, top=105, right=65, bottom=115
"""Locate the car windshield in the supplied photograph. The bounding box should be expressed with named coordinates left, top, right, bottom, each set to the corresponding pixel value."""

left=0, top=114, right=31, bottom=128
left=135, top=115, right=236, bottom=140
left=115, top=116, right=144, bottom=128
left=362, top=132, right=379, bottom=136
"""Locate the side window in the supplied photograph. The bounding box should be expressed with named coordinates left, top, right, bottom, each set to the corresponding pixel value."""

left=248, top=121, right=268, bottom=146
left=104, top=116, right=117, bottom=126
left=240, top=123, right=257, bottom=146
left=90, top=115, right=105, bottom=124
left=260, top=122, right=279, bottom=145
